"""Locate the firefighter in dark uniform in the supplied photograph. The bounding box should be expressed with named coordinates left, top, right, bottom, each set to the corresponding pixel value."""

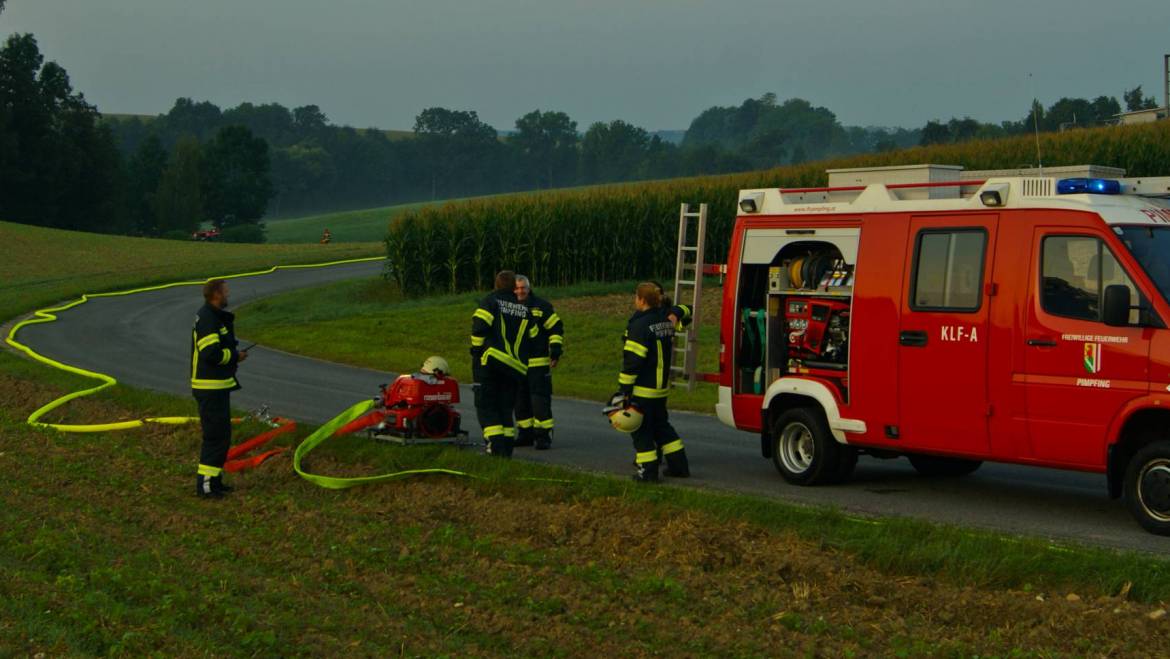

left=611, top=282, right=692, bottom=482
left=470, top=270, right=533, bottom=458
left=191, top=279, right=248, bottom=498
left=513, top=275, right=563, bottom=450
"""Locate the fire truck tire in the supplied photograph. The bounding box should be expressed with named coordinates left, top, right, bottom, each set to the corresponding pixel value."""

left=770, top=407, right=848, bottom=486
left=906, top=454, right=983, bottom=477
left=1123, top=441, right=1170, bottom=536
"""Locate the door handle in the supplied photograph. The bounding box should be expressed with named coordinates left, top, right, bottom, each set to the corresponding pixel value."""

left=1026, top=338, right=1057, bottom=347
left=899, top=330, right=928, bottom=347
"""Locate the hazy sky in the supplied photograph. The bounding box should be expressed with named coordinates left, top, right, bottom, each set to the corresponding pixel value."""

left=3, top=0, right=1168, bottom=131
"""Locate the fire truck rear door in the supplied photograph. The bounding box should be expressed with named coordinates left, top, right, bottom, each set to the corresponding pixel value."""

left=897, top=215, right=999, bottom=456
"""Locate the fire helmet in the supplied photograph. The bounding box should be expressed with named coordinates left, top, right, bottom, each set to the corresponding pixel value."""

left=421, top=355, right=449, bottom=376
left=604, top=400, right=644, bottom=433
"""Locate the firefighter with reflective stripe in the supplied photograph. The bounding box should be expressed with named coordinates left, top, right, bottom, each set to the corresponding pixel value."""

left=614, top=282, right=691, bottom=482
left=621, top=280, right=692, bottom=345
left=470, top=270, right=533, bottom=457
left=513, top=274, right=563, bottom=450
left=649, top=279, right=693, bottom=334
left=190, top=279, right=248, bottom=498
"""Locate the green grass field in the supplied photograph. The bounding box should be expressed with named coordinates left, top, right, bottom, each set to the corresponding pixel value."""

left=265, top=201, right=436, bottom=244
left=2, top=349, right=1169, bottom=655
left=5, top=222, right=1170, bottom=654
left=0, top=221, right=382, bottom=322
left=237, top=277, right=722, bottom=413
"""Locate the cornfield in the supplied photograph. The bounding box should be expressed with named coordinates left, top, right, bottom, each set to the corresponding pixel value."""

left=385, top=121, right=1170, bottom=295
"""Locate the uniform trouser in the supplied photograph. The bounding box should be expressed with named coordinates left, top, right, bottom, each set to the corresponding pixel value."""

left=514, top=364, right=553, bottom=440
left=630, top=396, right=689, bottom=476
left=474, top=361, right=522, bottom=457
left=194, top=390, right=232, bottom=477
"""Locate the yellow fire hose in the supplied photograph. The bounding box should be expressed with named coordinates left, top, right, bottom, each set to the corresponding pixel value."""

left=4, top=257, right=476, bottom=487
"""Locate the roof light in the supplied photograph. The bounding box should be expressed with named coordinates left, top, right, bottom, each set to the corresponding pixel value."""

left=979, top=183, right=1009, bottom=207
left=1056, top=178, right=1121, bottom=195
left=739, top=192, right=764, bottom=213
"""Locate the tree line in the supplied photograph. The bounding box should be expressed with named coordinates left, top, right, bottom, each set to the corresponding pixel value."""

left=918, top=87, right=1160, bottom=146
left=0, top=34, right=273, bottom=240
left=103, top=87, right=1168, bottom=222
left=3, top=20, right=1165, bottom=238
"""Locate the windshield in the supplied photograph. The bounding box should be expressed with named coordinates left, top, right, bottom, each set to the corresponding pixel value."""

left=1116, top=226, right=1170, bottom=306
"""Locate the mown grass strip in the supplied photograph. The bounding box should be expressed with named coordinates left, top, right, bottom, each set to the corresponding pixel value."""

left=0, top=220, right=382, bottom=322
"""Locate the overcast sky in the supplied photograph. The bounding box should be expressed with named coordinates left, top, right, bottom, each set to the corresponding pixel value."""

left=3, top=0, right=1168, bottom=131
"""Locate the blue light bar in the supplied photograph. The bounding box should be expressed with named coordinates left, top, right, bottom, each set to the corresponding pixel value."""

left=1056, top=178, right=1121, bottom=195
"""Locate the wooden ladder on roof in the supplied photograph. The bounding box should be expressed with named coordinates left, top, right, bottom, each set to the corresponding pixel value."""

left=670, top=203, right=708, bottom=391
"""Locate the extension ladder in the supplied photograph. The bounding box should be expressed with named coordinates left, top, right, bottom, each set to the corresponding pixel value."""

left=670, top=203, right=707, bottom=390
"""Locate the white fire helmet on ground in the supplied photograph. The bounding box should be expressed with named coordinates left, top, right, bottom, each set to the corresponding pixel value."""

left=421, top=355, right=449, bottom=376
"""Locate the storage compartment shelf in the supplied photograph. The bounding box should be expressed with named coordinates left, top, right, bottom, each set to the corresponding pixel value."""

left=769, top=288, right=853, bottom=298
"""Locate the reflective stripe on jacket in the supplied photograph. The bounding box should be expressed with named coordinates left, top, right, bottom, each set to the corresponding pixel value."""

left=524, top=292, right=564, bottom=364
left=618, top=306, right=677, bottom=399
left=190, top=303, right=240, bottom=391
left=470, top=290, right=533, bottom=375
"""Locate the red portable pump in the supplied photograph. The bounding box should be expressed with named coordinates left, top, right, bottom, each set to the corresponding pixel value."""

left=335, top=368, right=470, bottom=445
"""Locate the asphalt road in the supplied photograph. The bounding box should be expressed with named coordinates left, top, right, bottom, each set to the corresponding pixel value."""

left=14, top=260, right=1169, bottom=554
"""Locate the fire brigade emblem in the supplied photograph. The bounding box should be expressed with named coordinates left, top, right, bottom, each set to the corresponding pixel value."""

left=1083, top=342, right=1102, bottom=374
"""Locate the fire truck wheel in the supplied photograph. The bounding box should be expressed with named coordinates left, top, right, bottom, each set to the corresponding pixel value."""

left=1123, top=441, right=1170, bottom=536
left=771, top=407, right=847, bottom=486
left=906, top=454, right=983, bottom=477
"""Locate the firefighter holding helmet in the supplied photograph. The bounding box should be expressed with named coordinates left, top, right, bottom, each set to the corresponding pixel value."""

left=606, top=282, right=692, bottom=482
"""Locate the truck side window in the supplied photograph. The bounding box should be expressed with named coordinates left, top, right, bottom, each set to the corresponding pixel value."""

left=910, top=229, right=986, bottom=311
left=1041, top=236, right=1140, bottom=324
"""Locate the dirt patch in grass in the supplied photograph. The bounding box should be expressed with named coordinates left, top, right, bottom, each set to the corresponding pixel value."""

left=356, top=480, right=1169, bottom=656
left=2, top=372, right=1167, bottom=656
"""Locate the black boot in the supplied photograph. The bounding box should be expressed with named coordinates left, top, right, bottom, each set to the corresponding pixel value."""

left=498, top=435, right=515, bottom=458
left=534, top=429, right=552, bottom=451
left=211, top=476, right=234, bottom=493
left=486, top=436, right=514, bottom=458
left=663, top=449, right=690, bottom=478
left=513, top=428, right=535, bottom=448
left=195, top=475, right=225, bottom=499
left=632, top=461, right=660, bottom=483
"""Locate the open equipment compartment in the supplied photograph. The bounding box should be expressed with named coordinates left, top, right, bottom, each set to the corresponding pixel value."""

left=735, top=227, right=860, bottom=402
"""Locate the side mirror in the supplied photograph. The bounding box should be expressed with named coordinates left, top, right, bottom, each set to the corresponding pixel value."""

left=1102, top=285, right=1131, bottom=327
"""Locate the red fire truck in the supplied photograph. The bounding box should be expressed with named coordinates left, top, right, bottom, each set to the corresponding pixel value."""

left=708, top=164, right=1170, bottom=534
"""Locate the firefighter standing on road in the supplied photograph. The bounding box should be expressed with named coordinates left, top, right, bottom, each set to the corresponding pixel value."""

left=513, top=275, right=564, bottom=450
left=470, top=270, right=532, bottom=457
left=191, top=279, right=248, bottom=498
left=609, top=282, right=692, bottom=482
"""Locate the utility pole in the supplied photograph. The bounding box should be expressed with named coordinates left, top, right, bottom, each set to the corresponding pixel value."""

left=1164, top=53, right=1169, bottom=118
